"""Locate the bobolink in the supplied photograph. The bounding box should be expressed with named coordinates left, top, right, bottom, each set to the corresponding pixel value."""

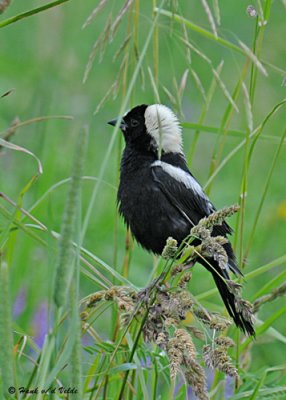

left=108, top=104, right=254, bottom=336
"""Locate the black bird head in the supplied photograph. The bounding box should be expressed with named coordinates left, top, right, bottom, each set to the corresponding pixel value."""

left=108, top=104, right=183, bottom=155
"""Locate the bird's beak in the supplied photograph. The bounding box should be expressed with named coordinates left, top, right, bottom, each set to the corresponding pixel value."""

left=107, top=118, right=117, bottom=127
left=107, top=118, right=127, bottom=131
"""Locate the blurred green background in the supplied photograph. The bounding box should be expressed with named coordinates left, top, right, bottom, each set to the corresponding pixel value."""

left=1, top=0, right=286, bottom=375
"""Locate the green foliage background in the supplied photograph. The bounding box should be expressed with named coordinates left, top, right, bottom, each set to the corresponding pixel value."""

left=0, top=0, right=286, bottom=398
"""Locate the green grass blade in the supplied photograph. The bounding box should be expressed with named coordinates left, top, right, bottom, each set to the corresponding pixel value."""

left=238, top=40, right=268, bottom=77
left=0, top=257, right=15, bottom=395
left=204, top=99, right=286, bottom=189
left=80, top=0, right=166, bottom=243
left=187, top=61, right=223, bottom=165
left=35, top=335, right=55, bottom=400
left=70, top=285, right=83, bottom=400
left=2, top=193, right=134, bottom=290
left=249, top=372, right=266, bottom=400
left=43, top=333, right=76, bottom=389
left=0, top=115, right=73, bottom=139
left=27, top=176, right=116, bottom=216
left=0, top=204, right=47, bottom=247
left=246, top=254, right=286, bottom=280
left=53, top=126, right=88, bottom=308
left=78, top=244, right=137, bottom=289
left=263, top=0, right=273, bottom=21
left=262, top=326, right=286, bottom=345
left=253, top=268, right=286, bottom=300
left=69, top=127, right=88, bottom=399
left=0, top=138, right=43, bottom=175
left=182, top=121, right=285, bottom=144
left=200, top=0, right=218, bottom=38
left=206, top=60, right=250, bottom=195
left=212, top=0, right=220, bottom=25
left=240, top=305, right=286, bottom=351
left=155, top=8, right=283, bottom=77
left=197, top=253, right=286, bottom=300
left=232, top=387, right=286, bottom=399
left=126, top=333, right=149, bottom=400
left=154, top=8, right=244, bottom=54
left=0, top=0, right=72, bottom=29
left=244, top=128, right=286, bottom=260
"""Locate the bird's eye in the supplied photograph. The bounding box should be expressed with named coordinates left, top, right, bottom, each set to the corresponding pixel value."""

left=130, top=119, right=139, bottom=127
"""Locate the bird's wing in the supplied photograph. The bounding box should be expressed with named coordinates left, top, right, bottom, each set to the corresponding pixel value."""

left=151, top=160, right=232, bottom=235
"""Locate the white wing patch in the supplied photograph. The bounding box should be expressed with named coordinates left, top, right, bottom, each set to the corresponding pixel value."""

left=152, top=160, right=205, bottom=196
left=152, top=160, right=214, bottom=213
left=144, top=104, right=183, bottom=154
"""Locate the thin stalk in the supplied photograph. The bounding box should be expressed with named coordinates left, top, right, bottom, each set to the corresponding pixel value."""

left=244, top=128, right=286, bottom=263
left=94, top=257, right=175, bottom=398
left=249, top=17, right=259, bottom=105
left=117, top=310, right=150, bottom=399
left=70, top=169, right=85, bottom=399
left=154, top=8, right=245, bottom=54
left=152, top=356, right=158, bottom=400
left=129, top=369, right=136, bottom=400
left=235, top=329, right=241, bottom=390
left=54, top=126, right=88, bottom=308
left=197, top=253, right=286, bottom=301
left=250, top=0, right=273, bottom=105
left=0, top=115, right=73, bottom=139
left=0, top=203, right=47, bottom=247
left=0, top=0, right=71, bottom=29
left=204, top=99, right=286, bottom=190
left=80, top=0, right=166, bottom=243
left=187, top=61, right=223, bottom=165
left=1, top=199, right=134, bottom=288
left=153, top=0, right=159, bottom=85
left=182, top=122, right=285, bottom=144
left=234, top=84, right=252, bottom=263
left=252, top=268, right=286, bottom=301
left=0, top=257, right=15, bottom=396
left=206, top=60, right=250, bottom=195
left=70, top=285, right=83, bottom=400
left=109, top=1, right=135, bottom=360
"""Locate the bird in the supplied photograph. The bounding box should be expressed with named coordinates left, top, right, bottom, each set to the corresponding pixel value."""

left=108, top=103, right=255, bottom=336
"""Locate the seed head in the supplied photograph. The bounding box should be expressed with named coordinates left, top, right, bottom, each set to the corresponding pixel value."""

left=203, top=344, right=238, bottom=378
left=162, top=237, right=178, bottom=259
left=247, top=5, right=257, bottom=17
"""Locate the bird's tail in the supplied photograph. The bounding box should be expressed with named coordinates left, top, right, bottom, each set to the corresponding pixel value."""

left=211, top=267, right=255, bottom=336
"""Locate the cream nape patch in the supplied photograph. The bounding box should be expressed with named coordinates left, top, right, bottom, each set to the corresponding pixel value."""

left=144, top=104, right=183, bottom=154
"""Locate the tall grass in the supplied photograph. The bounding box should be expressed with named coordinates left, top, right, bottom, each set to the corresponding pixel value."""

left=0, top=0, right=286, bottom=399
